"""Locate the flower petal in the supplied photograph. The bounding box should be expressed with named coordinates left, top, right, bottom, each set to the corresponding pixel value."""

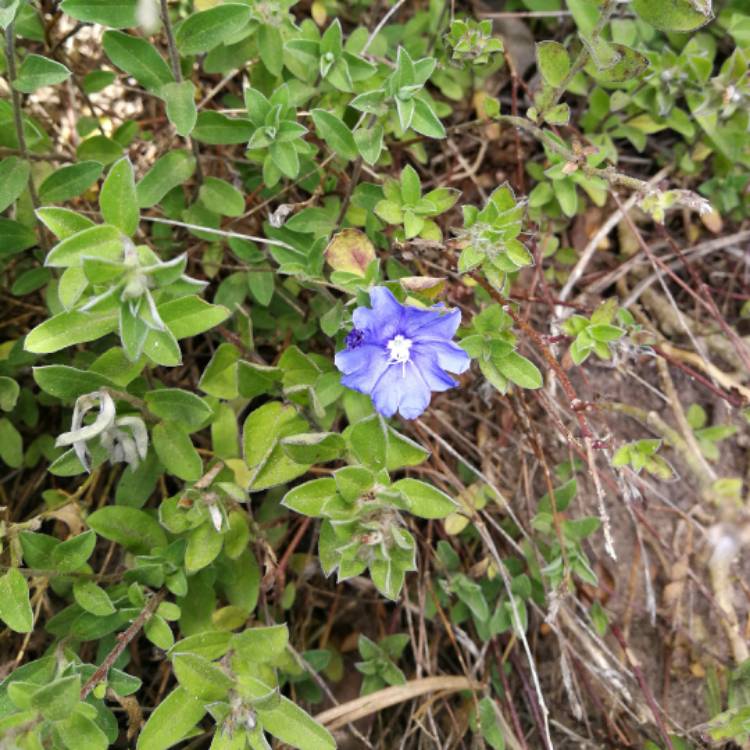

left=352, top=287, right=403, bottom=342
left=419, top=339, right=471, bottom=374
left=411, top=351, right=457, bottom=392
left=336, top=344, right=389, bottom=394
left=405, top=306, right=462, bottom=340
left=370, top=366, right=406, bottom=417
left=370, top=363, right=431, bottom=419
left=396, top=364, right=432, bottom=419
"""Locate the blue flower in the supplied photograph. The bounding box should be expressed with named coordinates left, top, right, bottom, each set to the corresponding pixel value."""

left=335, top=287, right=470, bottom=419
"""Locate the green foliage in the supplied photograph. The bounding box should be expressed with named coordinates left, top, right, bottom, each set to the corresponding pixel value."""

left=460, top=305, right=542, bottom=394
left=560, top=299, right=628, bottom=365
left=375, top=165, right=459, bottom=241
left=355, top=633, right=409, bottom=694
left=1, top=0, right=746, bottom=746
left=457, top=185, right=534, bottom=279
left=612, top=439, right=673, bottom=480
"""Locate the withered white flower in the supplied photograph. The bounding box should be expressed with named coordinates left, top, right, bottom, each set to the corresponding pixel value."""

left=55, top=391, right=148, bottom=472
left=136, top=0, right=161, bottom=34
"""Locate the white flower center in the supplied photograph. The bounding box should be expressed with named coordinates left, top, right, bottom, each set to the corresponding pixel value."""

left=387, top=334, right=412, bottom=376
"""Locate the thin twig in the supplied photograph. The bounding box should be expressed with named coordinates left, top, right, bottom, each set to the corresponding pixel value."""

left=159, top=0, right=203, bottom=186
left=80, top=590, right=166, bottom=699
left=4, top=21, right=45, bottom=245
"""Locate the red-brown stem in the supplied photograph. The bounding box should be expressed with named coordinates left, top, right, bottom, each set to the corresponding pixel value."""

left=470, top=272, right=594, bottom=440
left=493, top=640, right=529, bottom=750
left=652, top=346, right=745, bottom=408
left=613, top=195, right=750, bottom=372
left=275, top=516, right=312, bottom=593
left=610, top=624, right=675, bottom=750
left=509, top=650, right=553, bottom=750
left=655, top=223, right=750, bottom=373
left=80, top=590, right=165, bottom=699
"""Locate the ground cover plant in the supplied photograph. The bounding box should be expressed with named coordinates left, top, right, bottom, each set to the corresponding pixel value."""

left=0, top=0, right=749, bottom=747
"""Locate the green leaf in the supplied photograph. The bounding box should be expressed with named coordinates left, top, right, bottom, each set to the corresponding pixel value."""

left=161, top=81, right=198, bottom=137
left=153, top=421, right=202, bottom=482
left=12, top=267, right=52, bottom=296
left=478, top=697, right=505, bottom=750
left=57, top=712, right=108, bottom=750
left=30, top=675, right=80, bottom=721
left=170, top=631, right=232, bottom=660
left=193, top=112, right=254, bottom=145
left=0, top=569, right=33, bottom=633
left=392, top=478, right=456, bottom=519
left=237, top=361, right=281, bottom=400
left=199, top=177, right=245, bottom=217
left=0, top=1, right=20, bottom=30
left=536, top=41, right=570, bottom=87
left=280, top=433, right=345, bottom=464
left=172, top=652, right=233, bottom=701
left=25, top=308, right=119, bottom=354
left=82, top=69, right=116, bottom=94
left=100, top=157, right=139, bottom=236
left=145, top=614, right=175, bottom=650
left=354, top=124, right=384, bottom=165
left=258, top=694, right=336, bottom=750
left=39, top=161, right=103, bottom=203
left=185, top=522, right=223, bottom=573
left=0, top=376, right=20, bottom=412
left=269, top=141, right=299, bottom=178
left=50, top=529, right=96, bottom=572
left=137, top=150, right=196, bottom=208
left=543, top=103, right=570, bottom=125
left=631, top=0, right=713, bottom=32
left=136, top=686, right=206, bottom=750
left=199, top=343, right=240, bottom=399
left=145, top=389, right=212, bottom=431
left=73, top=578, right=116, bottom=615
left=45, top=224, right=124, bottom=268
left=175, top=4, right=252, bottom=55
left=587, top=324, right=624, bottom=343
left=0, top=157, right=30, bottom=212
left=87, top=506, right=167, bottom=553
left=0, top=218, right=37, bottom=256
left=103, top=30, right=174, bottom=90
left=0, top=417, right=23, bottom=469
left=374, top=197, right=408, bottom=229
left=346, top=415, right=387, bottom=470
left=311, top=109, right=358, bottom=160
left=36, top=207, right=96, bottom=239
left=232, top=624, right=288, bottom=663
left=247, top=269, right=274, bottom=306
left=159, top=295, right=230, bottom=339
left=33, top=365, right=115, bottom=401
left=586, top=44, right=649, bottom=85
left=13, top=54, right=71, bottom=93
left=60, top=0, right=138, bottom=28
left=258, top=23, right=283, bottom=76
left=493, top=351, right=543, bottom=389
left=410, top=98, right=446, bottom=139
left=243, top=401, right=310, bottom=491
left=77, top=134, right=124, bottom=165
left=400, top=165, right=421, bottom=205
left=282, top=478, right=337, bottom=517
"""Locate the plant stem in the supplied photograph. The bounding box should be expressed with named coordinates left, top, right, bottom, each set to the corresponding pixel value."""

left=80, top=590, right=165, bottom=699
left=542, top=0, right=618, bottom=114
left=159, top=0, right=203, bottom=185
left=498, top=114, right=649, bottom=193
left=4, top=21, right=45, bottom=241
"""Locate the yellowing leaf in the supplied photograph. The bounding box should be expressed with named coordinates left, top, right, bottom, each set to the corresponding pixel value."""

left=325, top=229, right=375, bottom=276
